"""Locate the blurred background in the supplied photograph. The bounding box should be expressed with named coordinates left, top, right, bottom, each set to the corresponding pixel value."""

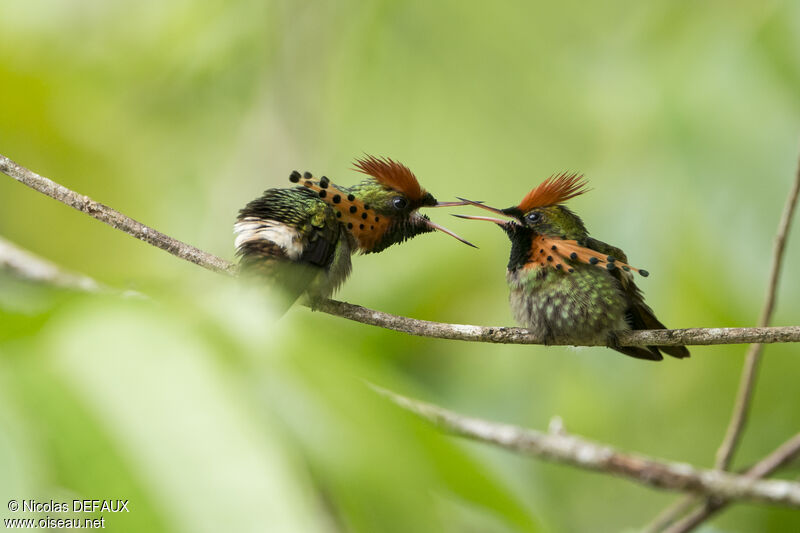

left=1, top=1, right=799, bottom=531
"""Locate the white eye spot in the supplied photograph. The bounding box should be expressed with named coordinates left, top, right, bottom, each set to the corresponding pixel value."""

left=527, top=212, right=541, bottom=223
left=392, top=197, right=408, bottom=210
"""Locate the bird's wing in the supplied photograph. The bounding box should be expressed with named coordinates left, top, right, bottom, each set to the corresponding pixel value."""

left=584, top=237, right=689, bottom=359
left=236, top=187, right=342, bottom=306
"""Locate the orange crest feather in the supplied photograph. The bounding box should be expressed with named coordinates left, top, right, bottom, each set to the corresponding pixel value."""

left=517, top=172, right=589, bottom=212
left=353, top=155, right=425, bottom=202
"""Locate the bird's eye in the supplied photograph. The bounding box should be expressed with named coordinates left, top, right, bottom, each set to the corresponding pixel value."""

left=526, top=212, right=541, bottom=223
left=392, top=197, right=408, bottom=210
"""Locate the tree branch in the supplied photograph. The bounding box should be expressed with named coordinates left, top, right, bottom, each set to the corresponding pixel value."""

left=371, top=385, right=800, bottom=508
left=2, top=152, right=800, bottom=349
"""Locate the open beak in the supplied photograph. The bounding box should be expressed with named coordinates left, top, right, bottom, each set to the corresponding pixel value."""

left=413, top=213, right=477, bottom=248
left=452, top=214, right=509, bottom=225
left=430, top=199, right=483, bottom=207
left=452, top=197, right=519, bottom=226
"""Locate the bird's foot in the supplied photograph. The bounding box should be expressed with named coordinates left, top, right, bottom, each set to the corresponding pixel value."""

left=606, top=331, right=621, bottom=350
left=307, top=296, right=324, bottom=311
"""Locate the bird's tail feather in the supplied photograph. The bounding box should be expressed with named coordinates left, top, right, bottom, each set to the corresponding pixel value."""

left=626, top=304, right=691, bottom=359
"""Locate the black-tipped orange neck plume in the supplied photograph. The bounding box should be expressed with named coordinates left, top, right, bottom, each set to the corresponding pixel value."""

left=289, top=155, right=475, bottom=253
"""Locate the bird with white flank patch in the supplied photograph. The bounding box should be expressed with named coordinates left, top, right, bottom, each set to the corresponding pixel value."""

left=236, top=155, right=474, bottom=309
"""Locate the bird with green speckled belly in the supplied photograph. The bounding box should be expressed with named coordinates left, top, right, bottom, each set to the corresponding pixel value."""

left=455, top=174, right=689, bottom=361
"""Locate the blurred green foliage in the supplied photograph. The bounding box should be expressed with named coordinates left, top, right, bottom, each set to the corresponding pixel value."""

left=1, top=1, right=799, bottom=531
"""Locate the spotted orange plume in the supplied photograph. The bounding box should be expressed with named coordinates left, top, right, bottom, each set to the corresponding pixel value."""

left=353, top=155, right=426, bottom=202
left=523, top=235, right=649, bottom=277
left=517, top=172, right=589, bottom=212
left=288, top=171, right=391, bottom=251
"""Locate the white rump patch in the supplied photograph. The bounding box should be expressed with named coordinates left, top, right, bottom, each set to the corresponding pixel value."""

left=233, top=217, right=303, bottom=260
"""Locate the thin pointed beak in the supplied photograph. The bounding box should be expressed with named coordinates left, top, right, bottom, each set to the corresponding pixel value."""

left=452, top=214, right=510, bottom=226
left=431, top=199, right=483, bottom=207
left=428, top=219, right=478, bottom=248
left=456, top=197, right=509, bottom=216
left=413, top=213, right=477, bottom=248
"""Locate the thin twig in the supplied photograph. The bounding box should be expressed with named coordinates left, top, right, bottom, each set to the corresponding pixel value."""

left=371, top=385, right=800, bottom=507
left=645, top=144, right=800, bottom=532
left=0, top=235, right=146, bottom=298
left=714, top=150, right=800, bottom=471
left=2, top=152, right=800, bottom=349
left=642, top=495, right=698, bottom=533
left=645, top=434, right=800, bottom=533
left=0, top=236, right=104, bottom=292
left=664, top=434, right=800, bottom=533
left=0, top=154, right=236, bottom=275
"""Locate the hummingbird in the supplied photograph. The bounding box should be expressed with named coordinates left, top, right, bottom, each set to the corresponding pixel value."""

left=455, top=173, right=689, bottom=361
left=235, top=155, right=474, bottom=307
